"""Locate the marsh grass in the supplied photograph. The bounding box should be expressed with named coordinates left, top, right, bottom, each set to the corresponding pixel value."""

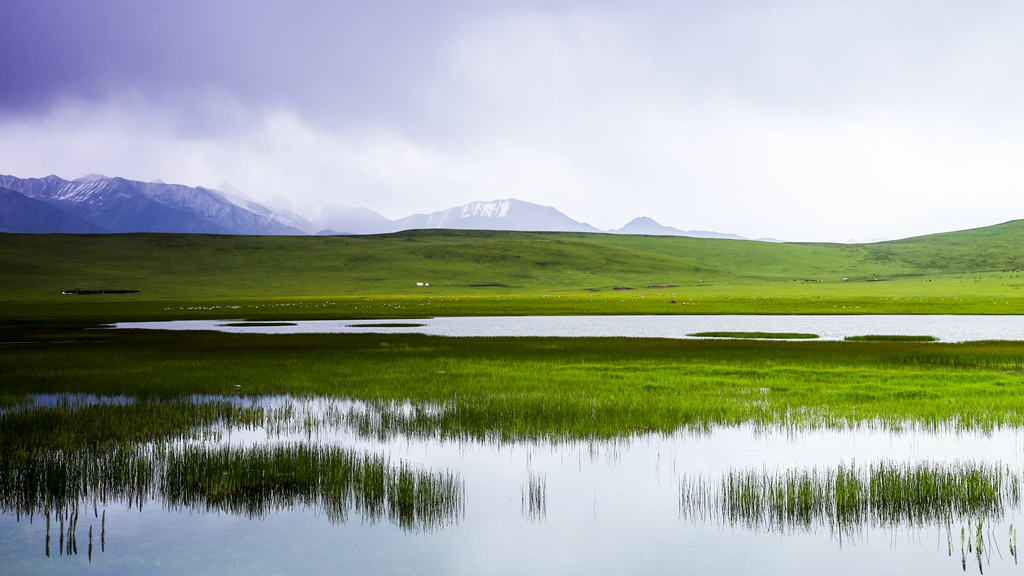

left=161, top=444, right=464, bottom=530
left=0, top=400, right=464, bottom=533
left=6, top=331, right=1024, bottom=435
left=0, top=399, right=266, bottom=454
left=0, top=442, right=463, bottom=531
left=679, top=461, right=1020, bottom=536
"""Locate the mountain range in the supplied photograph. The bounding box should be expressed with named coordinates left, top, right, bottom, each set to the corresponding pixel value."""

left=0, top=173, right=753, bottom=239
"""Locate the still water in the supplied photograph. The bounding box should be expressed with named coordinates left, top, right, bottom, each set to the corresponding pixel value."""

left=116, top=314, right=1024, bottom=342
left=2, top=397, right=1023, bottom=575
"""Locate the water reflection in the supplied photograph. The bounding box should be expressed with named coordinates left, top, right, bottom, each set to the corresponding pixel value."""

left=521, top=471, right=547, bottom=523
left=6, top=395, right=1024, bottom=573
left=117, top=314, right=1024, bottom=342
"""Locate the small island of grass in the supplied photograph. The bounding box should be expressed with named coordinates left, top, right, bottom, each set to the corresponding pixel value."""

left=219, top=322, right=298, bottom=327
left=845, top=335, right=937, bottom=342
left=688, top=331, right=818, bottom=339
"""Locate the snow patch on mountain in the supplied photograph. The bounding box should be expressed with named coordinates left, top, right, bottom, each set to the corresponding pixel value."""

left=460, top=199, right=513, bottom=218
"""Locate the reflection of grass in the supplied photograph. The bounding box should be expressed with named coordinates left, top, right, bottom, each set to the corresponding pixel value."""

left=845, top=335, right=937, bottom=342
left=6, top=329, right=1024, bottom=436
left=521, top=471, right=546, bottom=523
left=690, top=332, right=818, bottom=339
left=680, top=461, right=1020, bottom=534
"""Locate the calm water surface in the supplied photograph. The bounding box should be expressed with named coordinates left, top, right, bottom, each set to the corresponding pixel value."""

left=2, top=397, right=1023, bottom=575
left=116, top=314, right=1024, bottom=342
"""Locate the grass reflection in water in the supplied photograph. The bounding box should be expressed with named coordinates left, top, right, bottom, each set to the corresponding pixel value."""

left=681, top=460, right=1021, bottom=569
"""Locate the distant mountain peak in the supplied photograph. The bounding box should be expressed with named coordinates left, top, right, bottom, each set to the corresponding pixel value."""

left=392, top=198, right=600, bottom=233
left=612, top=216, right=747, bottom=240
left=73, top=174, right=109, bottom=182
left=458, top=199, right=515, bottom=218
left=622, top=216, right=658, bottom=227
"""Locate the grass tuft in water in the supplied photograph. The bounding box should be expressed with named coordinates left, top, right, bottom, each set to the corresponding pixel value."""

left=680, top=460, right=1020, bottom=536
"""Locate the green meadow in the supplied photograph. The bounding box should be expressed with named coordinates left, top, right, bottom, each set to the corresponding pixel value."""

left=4, top=219, right=1024, bottom=321
left=5, top=329, right=1024, bottom=435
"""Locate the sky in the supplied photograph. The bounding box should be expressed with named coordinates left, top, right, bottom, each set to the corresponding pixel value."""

left=1, top=1, right=1023, bottom=241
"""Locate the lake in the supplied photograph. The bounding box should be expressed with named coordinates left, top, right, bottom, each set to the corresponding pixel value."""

left=116, top=314, right=1024, bottom=342
left=2, top=396, right=1022, bottom=575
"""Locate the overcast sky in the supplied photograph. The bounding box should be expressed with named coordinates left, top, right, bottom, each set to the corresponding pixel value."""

left=1, top=1, right=1023, bottom=241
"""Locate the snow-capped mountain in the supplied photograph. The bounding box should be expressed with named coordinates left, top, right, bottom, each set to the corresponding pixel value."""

left=0, top=174, right=302, bottom=235
left=0, top=173, right=752, bottom=240
left=391, top=199, right=600, bottom=233
left=611, top=216, right=746, bottom=240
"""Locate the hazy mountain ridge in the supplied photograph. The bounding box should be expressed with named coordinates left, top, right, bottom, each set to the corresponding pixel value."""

left=0, top=174, right=750, bottom=239
left=391, top=199, right=601, bottom=233
left=263, top=195, right=394, bottom=235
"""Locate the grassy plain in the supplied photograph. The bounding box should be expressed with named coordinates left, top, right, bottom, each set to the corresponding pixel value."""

left=4, top=220, right=1024, bottom=321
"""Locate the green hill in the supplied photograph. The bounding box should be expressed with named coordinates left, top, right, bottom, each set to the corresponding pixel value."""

left=4, top=221, right=1024, bottom=321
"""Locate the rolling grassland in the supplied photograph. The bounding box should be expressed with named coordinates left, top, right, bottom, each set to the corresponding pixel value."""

left=4, top=221, right=1024, bottom=321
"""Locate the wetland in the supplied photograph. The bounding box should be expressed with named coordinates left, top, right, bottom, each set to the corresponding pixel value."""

left=5, top=328, right=1024, bottom=573
left=7, top=227, right=1024, bottom=573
